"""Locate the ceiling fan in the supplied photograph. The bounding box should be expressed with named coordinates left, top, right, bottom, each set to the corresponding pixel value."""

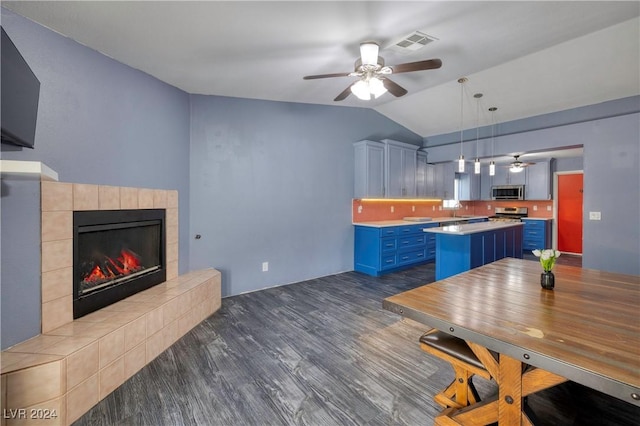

left=303, top=41, right=442, bottom=102
left=506, top=155, right=535, bottom=173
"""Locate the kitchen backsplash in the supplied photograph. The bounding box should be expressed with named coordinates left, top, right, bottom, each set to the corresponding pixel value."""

left=352, top=199, right=554, bottom=222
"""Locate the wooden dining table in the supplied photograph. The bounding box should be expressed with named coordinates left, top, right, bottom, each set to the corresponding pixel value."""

left=383, top=257, right=640, bottom=425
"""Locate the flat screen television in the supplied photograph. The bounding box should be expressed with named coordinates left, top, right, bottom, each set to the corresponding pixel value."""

left=1, top=26, right=40, bottom=149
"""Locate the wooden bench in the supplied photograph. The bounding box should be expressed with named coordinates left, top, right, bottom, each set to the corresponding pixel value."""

left=1, top=268, right=221, bottom=426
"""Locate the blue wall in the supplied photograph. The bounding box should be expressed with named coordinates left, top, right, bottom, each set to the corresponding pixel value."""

left=188, top=95, right=421, bottom=296
left=0, top=9, right=191, bottom=348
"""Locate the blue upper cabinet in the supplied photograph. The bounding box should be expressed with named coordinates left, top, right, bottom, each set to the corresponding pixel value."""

left=381, top=139, right=418, bottom=198
left=354, top=140, right=385, bottom=198
left=525, top=160, right=553, bottom=200
left=354, top=139, right=418, bottom=199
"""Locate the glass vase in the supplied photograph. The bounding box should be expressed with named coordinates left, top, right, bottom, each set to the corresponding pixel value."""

left=540, top=271, right=555, bottom=290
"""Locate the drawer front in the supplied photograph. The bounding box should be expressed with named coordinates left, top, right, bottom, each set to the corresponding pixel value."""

left=398, top=248, right=427, bottom=265
left=380, top=227, right=398, bottom=237
left=523, top=220, right=545, bottom=231
left=381, top=253, right=397, bottom=269
left=381, top=237, right=397, bottom=253
left=398, top=234, right=426, bottom=249
left=523, top=239, right=543, bottom=251
left=398, top=224, right=426, bottom=235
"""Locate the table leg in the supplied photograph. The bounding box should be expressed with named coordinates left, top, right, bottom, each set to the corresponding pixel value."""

left=498, top=354, right=522, bottom=425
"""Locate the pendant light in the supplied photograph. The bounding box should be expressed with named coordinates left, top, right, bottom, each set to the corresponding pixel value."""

left=489, top=107, right=497, bottom=176
left=457, top=77, right=467, bottom=173
left=473, top=93, right=483, bottom=174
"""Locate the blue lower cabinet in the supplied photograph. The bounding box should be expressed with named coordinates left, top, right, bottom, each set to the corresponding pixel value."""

left=522, top=219, right=552, bottom=252
left=354, top=223, right=437, bottom=276
left=434, top=225, right=524, bottom=281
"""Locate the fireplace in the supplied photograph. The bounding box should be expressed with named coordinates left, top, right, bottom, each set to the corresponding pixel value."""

left=73, top=209, right=166, bottom=319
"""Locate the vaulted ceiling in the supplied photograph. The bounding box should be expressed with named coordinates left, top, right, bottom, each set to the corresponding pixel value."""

left=4, top=1, right=639, bottom=137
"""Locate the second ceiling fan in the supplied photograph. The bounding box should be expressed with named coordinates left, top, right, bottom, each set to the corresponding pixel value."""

left=303, top=41, right=442, bottom=101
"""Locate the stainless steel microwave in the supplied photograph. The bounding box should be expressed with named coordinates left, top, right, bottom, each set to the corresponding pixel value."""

left=491, top=185, right=525, bottom=200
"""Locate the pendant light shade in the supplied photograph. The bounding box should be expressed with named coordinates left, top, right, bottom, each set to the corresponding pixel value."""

left=457, top=77, right=467, bottom=173
left=473, top=93, right=482, bottom=175
left=458, top=156, right=465, bottom=173
left=489, top=161, right=496, bottom=176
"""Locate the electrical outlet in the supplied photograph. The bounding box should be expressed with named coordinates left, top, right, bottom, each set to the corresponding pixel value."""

left=390, top=206, right=394, bottom=213
left=412, top=205, right=415, bottom=212
left=262, top=262, right=269, bottom=272
left=547, top=206, right=552, bottom=211
left=357, top=205, right=363, bottom=214
left=487, top=205, right=491, bottom=210
left=589, top=211, right=601, bottom=221
left=432, top=206, right=436, bottom=211
left=533, top=205, right=538, bottom=211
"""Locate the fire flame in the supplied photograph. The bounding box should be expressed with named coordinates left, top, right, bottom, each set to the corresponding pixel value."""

left=83, top=249, right=143, bottom=283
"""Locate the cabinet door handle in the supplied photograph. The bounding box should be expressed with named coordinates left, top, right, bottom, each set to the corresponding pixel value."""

left=401, top=256, right=409, bottom=260
left=385, top=259, right=394, bottom=264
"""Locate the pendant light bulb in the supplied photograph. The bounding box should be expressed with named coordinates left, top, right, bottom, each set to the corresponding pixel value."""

left=489, top=161, right=496, bottom=176
left=474, top=159, right=481, bottom=174
left=458, top=155, right=465, bottom=173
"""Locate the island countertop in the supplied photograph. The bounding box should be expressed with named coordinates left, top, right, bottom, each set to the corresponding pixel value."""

left=423, top=220, right=524, bottom=235
left=353, top=216, right=488, bottom=228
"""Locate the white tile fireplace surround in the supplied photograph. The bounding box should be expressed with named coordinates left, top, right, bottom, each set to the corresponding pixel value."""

left=1, top=182, right=221, bottom=425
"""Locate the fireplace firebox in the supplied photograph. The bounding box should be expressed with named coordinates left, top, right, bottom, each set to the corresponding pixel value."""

left=73, top=209, right=166, bottom=319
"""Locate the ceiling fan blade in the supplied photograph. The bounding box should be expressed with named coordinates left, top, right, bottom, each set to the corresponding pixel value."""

left=390, top=59, right=442, bottom=74
left=303, top=72, right=352, bottom=80
left=334, top=84, right=354, bottom=101
left=382, top=78, right=408, bottom=97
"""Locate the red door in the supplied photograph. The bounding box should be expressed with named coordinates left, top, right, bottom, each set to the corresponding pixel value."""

left=557, top=173, right=583, bottom=254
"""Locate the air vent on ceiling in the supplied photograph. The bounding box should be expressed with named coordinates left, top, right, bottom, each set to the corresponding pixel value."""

left=388, top=31, right=438, bottom=53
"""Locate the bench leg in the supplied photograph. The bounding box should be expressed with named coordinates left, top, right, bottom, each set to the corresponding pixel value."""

left=434, top=366, right=482, bottom=409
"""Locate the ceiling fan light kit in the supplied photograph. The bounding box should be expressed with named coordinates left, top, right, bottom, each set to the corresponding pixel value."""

left=351, top=77, right=387, bottom=100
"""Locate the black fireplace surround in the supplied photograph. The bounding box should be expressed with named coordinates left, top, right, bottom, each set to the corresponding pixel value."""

left=73, top=209, right=166, bottom=319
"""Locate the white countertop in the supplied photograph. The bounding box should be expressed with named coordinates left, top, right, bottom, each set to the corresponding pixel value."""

left=353, top=216, right=489, bottom=228
left=522, top=217, right=553, bottom=221
left=423, top=221, right=524, bottom=235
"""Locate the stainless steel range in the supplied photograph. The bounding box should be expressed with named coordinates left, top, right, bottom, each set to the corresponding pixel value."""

left=488, top=207, right=528, bottom=222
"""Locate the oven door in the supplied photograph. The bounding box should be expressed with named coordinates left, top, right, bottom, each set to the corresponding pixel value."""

left=491, top=185, right=524, bottom=200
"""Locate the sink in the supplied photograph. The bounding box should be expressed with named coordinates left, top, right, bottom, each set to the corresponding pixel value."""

left=403, top=217, right=433, bottom=222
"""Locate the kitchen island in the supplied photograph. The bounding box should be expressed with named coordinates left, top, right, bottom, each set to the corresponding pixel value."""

left=424, top=221, right=524, bottom=280
left=353, top=216, right=488, bottom=277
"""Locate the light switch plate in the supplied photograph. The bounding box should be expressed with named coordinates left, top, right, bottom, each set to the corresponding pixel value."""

left=589, top=211, right=602, bottom=220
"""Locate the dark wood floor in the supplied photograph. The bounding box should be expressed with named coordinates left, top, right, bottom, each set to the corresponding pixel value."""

left=75, top=255, right=639, bottom=425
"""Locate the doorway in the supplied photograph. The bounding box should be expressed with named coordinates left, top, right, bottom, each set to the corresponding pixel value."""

left=555, top=172, right=584, bottom=254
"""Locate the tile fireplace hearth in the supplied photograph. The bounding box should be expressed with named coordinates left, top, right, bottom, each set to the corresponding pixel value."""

left=1, top=182, right=221, bottom=426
